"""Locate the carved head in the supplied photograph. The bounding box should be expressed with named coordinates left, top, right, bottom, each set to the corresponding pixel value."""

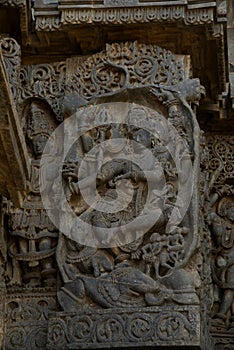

left=132, top=129, right=152, bottom=151
left=218, top=197, right=234, bottom=221
left=225, top=203, right=234, bottom=221
left=31, top=134, right=49, bottom=158
left=115, top=178, right=135, bottom=195
left=150, top=232, right=161, bottom=242
left=168, top=103, right=181, bottom=119
left=27, top=102, right=53, bottom=158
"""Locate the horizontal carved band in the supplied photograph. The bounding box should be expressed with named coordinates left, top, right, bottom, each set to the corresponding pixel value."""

left=47, top=306, right=200, bottom=349
left=35, top=6, right=214, bottom=30
left=0, top=0, right=26, bottom=7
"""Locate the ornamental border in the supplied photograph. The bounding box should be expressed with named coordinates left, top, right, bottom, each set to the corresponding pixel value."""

left=35, top=6, right=214, bottom=30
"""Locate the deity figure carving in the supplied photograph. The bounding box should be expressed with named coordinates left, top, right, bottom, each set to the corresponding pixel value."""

left=19, top=42, right=209, bottom=349
left=26, top=103, right=56, bottom=196
left=8, top=101, right=59, bottom=287
left=209, top=184, right=234, bottom=328
left=55, top=101, right=200, bottom=312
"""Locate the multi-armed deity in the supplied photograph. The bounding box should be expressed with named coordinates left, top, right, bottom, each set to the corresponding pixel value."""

left=55, top=101, right=200, bottom=312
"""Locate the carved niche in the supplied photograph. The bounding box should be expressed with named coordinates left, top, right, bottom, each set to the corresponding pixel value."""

left=33, top=42, right=212, bottom=349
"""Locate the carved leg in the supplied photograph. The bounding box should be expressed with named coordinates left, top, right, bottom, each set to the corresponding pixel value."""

left=8, top=259, right=21, bottom=286
left=145, top=263, right=151, bottom=275
left=215, top=289, right=234, bottom=322
left=153, top=261, right=160, bottom=279
left=39, top=238, right=56, bottom=287
left=57, top=279, right=86, bottom=311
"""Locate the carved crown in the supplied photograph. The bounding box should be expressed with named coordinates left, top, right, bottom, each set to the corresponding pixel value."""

left=27, top=102, right=53, bottom=139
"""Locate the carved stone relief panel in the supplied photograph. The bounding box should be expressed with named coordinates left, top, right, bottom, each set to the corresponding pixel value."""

left=2, top=41, right=214, bottom=349
left=46, top=100, right=204, bottom=348
left=16, top=42, right=209, bottom=349
left=64, top=41, right=188, bottom=101
left=206, top=135, right=234, bottom=347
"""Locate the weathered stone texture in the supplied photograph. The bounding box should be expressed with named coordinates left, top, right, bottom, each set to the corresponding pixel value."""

left=0, top=1, right=233, bottom=350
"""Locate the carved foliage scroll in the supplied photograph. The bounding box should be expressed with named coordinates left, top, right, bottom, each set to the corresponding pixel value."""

left=206, top=135, right=234, bottom=188
left=47, top=306, right=200, bottom=349
left=5, top=296, right=57, bottom=350
left=19, top=63, right=66, bottom=121
left=0, top=37, right=21, bottom=101
left=65, top=41, right=185, bottom=101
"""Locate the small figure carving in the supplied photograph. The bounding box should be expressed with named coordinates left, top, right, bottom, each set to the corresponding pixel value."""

left=142, top=227, right=187, bottom=279
left=209, top=185, right=234, bottom=327
left=25, top=102, right=56, bottom=197
left=57, top=233, right=175, bottom=310
left=8, top=101, right=59, bottom=287
left=8, top=209, right=58, bottom=287
left=142, top=232, right=170, bottom=278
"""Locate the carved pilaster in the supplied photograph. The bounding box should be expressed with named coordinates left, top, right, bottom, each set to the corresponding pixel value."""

left=205, top=134, right=234, bottom=348
left=0, top=37, right=21, bottom=102
left=0, top=38, right=29, bottom=207
left=0, top=198, right=9, bottom=349
left=227, top=0, right=234, bottom=109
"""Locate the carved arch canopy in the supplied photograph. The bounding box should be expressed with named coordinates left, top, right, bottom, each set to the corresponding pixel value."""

left=63, top=41, right=198, bottom=109
left=18, top=41, right=201, bottom=120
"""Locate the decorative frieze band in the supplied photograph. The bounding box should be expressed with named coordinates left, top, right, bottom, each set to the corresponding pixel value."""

left=0, top=0, right=26, bottom=7
left=47, top=306, right=200, bottom=349
left=35, top=6, right=214, bottom=30
left=35, top=16, right=61, bottom=31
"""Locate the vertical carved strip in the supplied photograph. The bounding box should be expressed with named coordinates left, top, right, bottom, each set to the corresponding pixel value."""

left=0, top=37, right=21, bottom=102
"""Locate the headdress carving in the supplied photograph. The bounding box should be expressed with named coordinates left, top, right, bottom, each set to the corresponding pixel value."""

left=217, top=197, right=234, bottom=217
left=27, top=102, right=53, bottom=140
